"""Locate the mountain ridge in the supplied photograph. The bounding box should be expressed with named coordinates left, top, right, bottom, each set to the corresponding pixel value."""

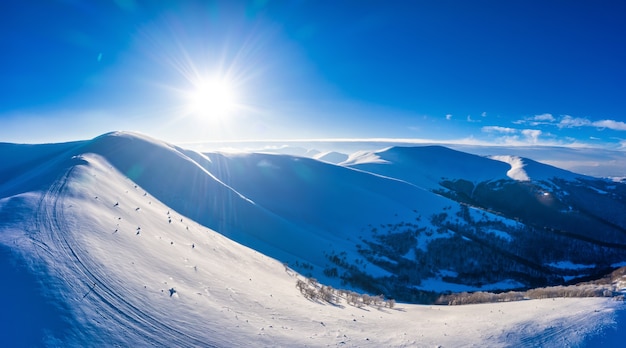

left=3, top=131, right=625, bottom=298
left=1, top=131, right=625, bottom=346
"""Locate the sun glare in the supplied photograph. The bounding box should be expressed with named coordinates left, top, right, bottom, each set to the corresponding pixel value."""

left=187, top=78, right=237, bottom=119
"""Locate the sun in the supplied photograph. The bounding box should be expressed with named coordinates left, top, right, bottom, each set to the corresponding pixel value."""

left=187, top=78, right=237, bottom=119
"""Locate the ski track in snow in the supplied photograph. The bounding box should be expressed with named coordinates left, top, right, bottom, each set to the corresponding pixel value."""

left=34, top=166, right=213, bottom=347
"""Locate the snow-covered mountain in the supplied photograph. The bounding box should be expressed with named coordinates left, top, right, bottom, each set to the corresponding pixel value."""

left=1, top=131, right=625, bottom=346
left=341, top=145, right=585, bottom=188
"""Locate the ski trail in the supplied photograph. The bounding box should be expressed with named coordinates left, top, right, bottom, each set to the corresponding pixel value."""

left=35, top=166, right=216, bottom=347
left=500, top=302, right=616, bottom=348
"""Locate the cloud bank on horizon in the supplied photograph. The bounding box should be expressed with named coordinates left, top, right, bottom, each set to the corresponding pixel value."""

left=0, top=1, right=625, bottom=150
left=478, top=113, right=626, bottom=148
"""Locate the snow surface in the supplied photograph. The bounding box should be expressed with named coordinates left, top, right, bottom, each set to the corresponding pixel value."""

left=1, top=131, right=625, bottom=346
left=490, top=155, right=585, bottom=183
left=313, top=151, right=349, bottom=164
left=342, top=146, right=589, bottom=192
left=197, top=148, right=475, bottom=286
left=342, top=146, right=512, bottom=190
left=192, top=140, right=626, bottom=178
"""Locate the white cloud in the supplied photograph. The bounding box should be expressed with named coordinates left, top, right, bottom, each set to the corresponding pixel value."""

left=467, top=115, right=481, bottom=123
left=481, top=112, right=487, bottom=117
left=556, top=116, right=626, bottom=131
left=592, top=119, right=626, bottom=131
left=513, top=113, right=555, bottom=126
left=445, top=114, right=452, bottom=120
left=558, top=115, right=592, bottom=128
left=521, top=129, right=542, bottom=144
left=533, top=113, right=555, bottom=122
left=482, top=126, right=517, bottom=134
left=480, top=126, right=545, bottom=145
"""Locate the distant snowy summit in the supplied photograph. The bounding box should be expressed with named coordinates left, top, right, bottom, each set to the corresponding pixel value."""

left=341, top=145, right=587, bottom=188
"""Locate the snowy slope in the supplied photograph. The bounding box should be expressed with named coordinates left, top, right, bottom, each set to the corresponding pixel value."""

left=1, top=136, right=624, bottom=347
left=201, top=151, right=451, bottom=234
left=342, top=146, right=513, bottom=190
left=342, top=145, right=588, bottom=190
left=79, top=132, right=320, bottom=265
left=489, top=155, right=585, bottom=183
left=1, top=133, right=505, bottom=293
left=313, top=151, right=349, bottom=164
left=342, top=145, right=626, bottom=247
left=77, top=133, right=483, bottom=289
left=4, top=134, right=624, bottom=295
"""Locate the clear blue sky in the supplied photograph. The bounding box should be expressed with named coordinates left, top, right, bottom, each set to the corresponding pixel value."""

left=1, top=0, right=625, bottom=149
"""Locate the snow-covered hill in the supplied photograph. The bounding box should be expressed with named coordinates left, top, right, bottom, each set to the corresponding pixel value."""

left=313, top=151, right=349, bottom=164
left=1, top=132, right=625, bottom=346
left=76, top=133, right=474, bottom=293
left=342, top=146, right=626, bottom=284
left=341, top=145, right=587, bottom=189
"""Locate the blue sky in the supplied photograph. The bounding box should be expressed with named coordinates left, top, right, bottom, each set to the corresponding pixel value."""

left=1, top=0, right=625, bottom=149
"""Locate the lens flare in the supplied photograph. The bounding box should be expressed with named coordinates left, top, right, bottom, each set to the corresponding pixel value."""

left=187, top=77, right=237, bottom=119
